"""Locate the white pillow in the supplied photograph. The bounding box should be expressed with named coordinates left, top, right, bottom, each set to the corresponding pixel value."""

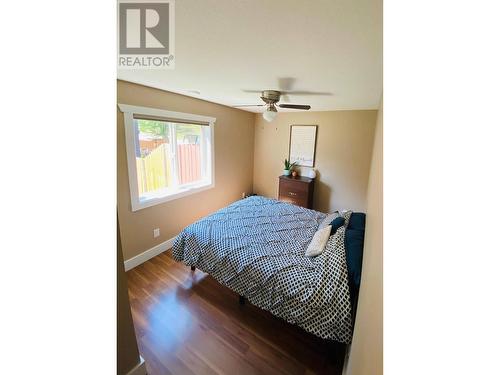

left=318, top=211, right=339, bottom=230
left=305, top=225, right=332, bottom=257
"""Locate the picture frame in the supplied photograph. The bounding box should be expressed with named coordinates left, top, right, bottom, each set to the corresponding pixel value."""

left=288, top=125, right=318, bottom=167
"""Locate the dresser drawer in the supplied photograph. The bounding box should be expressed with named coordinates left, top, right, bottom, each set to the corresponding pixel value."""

left=279, top=189, right=304, bottom=200
left=278, top=194, right=307, bottom=208
left=279, top=179, right=308, bottom=195
left=278, top=175, right=314, bottom=209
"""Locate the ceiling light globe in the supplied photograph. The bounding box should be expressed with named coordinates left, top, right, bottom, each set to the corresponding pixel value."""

left=262, top=108, right=278, bottom=122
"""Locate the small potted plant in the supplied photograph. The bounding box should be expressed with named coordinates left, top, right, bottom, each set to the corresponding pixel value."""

left=283, top=158, right=297, bottom=176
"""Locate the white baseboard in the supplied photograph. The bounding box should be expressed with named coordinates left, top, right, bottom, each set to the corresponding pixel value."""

left=126, top=356, right=147, bottom=375
left=124, top=237, right=175, bottom=271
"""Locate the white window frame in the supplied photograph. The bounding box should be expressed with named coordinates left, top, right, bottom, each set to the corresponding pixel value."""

left=118, top=104, right=216, bottom=211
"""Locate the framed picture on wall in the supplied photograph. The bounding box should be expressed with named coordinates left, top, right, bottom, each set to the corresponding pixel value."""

left=289, top=125, right=318, bottom=167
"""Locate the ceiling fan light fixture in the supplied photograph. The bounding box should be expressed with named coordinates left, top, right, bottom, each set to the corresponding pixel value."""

left=263, top=105, right=278, bottom=122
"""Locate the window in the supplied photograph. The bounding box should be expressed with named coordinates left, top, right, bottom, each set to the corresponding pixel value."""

left=119, top=104, right=215, bottom=211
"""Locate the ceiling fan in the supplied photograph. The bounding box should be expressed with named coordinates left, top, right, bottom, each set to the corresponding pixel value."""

left=233, top=90, right=312, bottom=122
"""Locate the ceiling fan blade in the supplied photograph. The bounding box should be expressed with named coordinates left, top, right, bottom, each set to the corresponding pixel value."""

left=281, top=91, right=332, bottom=96
left=279, top=104, right=311, bottom=110
left=242, top=90, right=264, bottom=93
left=277, top=77, right=296, bottom=92
left=233, top=104, right=265, bottom=107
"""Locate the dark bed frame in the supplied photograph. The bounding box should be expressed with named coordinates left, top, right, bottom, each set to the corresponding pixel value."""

left=190, top=265, right=246, bottom=304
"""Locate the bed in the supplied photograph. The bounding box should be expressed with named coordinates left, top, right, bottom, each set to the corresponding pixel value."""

left=172, top=195, right=363, bottom=344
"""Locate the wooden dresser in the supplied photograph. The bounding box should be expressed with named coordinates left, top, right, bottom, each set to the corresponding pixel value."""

left=278, top=175, right=315, bottom=209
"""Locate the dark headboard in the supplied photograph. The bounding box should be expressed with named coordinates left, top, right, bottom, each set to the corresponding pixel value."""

left=345, top=212, right=366, bottom=320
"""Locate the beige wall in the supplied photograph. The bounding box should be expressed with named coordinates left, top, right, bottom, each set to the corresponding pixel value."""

left=253, top=110, right=377, bottom=213
left=346, top=99, right=383, bottom=375
left=117, top=80, right=255, bottom=261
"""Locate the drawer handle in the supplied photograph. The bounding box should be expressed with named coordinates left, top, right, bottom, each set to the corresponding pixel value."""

left=288, top=192, right=297, bottom=196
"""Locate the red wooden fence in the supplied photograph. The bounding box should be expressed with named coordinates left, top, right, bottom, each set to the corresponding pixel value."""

left=177, top=144, right=201, bottom=184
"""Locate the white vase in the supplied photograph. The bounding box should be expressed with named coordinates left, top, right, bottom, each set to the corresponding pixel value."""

left=307, top=169, right=316, bottom=179
left=283, top=169, right=291, bottom=176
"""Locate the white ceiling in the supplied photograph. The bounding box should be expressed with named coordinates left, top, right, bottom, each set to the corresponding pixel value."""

left=118, top=0, right=382, bottom=113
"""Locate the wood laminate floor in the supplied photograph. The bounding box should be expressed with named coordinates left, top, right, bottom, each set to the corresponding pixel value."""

left=127, top=251, right=346, bottom=375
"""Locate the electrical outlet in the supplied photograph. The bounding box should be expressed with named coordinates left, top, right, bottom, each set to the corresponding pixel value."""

left=153, top=228, right=160, bottom=238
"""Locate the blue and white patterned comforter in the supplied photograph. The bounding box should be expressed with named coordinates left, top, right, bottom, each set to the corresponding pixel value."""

left=172, top=196, right=352, bottom=343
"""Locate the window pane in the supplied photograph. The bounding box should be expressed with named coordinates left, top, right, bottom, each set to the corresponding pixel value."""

left=175, top=124, right=203, bottom=185
left=135, top=119, right=171, bottom=198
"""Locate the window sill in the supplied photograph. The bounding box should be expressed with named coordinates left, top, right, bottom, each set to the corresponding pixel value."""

left=131, top=181, right=215, bottom=212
